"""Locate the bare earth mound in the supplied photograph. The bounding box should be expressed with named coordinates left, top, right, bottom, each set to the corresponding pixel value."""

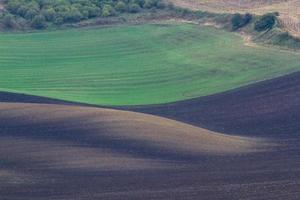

left=123, top=71, right=300, bottom=199
left=2, top=70, right=300, bottom=199
left=0, top=102, right=273, bottom=200
left=128, top=71, right=300, bottom=139
left=0, top=101, right=299, bottom=199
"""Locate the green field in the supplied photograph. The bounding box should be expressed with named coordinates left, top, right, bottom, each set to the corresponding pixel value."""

left=0, top=24, right=300, bottom=105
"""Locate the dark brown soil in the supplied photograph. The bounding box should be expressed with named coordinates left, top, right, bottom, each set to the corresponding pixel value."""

left=0, top=91, right=76, bottom=105
left=1, top=71, right=300, bottom=199
left=126, top=71, right=300, bottom=139
left=4, top=71, right=300, bottom=139
left=5, top=70, right=300, bottom=140
left=1, top=103, right=300, bottom=200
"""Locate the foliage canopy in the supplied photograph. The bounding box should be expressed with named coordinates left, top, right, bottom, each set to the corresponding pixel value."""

left=0, top=0, right=165, bottom=29
left=254, top=13, right=278, bottom=32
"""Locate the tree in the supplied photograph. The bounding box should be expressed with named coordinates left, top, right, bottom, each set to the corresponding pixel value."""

left=231, top=13, right=252, bottom=30
left=54, top=16, right=64, bottom=25
left=6, top=0, right=22, bottom=14
left=102, top=5, right=115, bottom=17
left=255, top=13, right=277, bottom=32
left=156, top=1, right=166, bottom=9
left=128, top=3, right=140, bottom=13
left=42, top=8, right=56, bottom=21
left=143, top=0, right=156, bottom=9
left=0, top=0, right=165, bottom=30
left=65, top=7, right=83, bottom=22
left=2, top=14, right=17, bottom=29
left=115, top=1, right=126, bottom=12
left=24, top=8, right=38, bottom=20
left=87, top=6, right=101, bottom=17
left=31, top=15, right=47, bottom=29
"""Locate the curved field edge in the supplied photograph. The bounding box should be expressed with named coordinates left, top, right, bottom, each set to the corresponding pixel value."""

left=0, top=102, right=266, bottom=157
left=1, top=103, right=300, bottom=199
left=2, top=69, right=300, bottom=139
left=126, top=70, right=300, bottom=138
left=1, top=23, right=300, bottom=105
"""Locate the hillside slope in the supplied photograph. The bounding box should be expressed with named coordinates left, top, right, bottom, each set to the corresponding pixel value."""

left=1, top=24, right=300, bottom=105
left=0, top=102, right=276, bottom=200
left=0, top=100, right=299, bottom=199
left=172, top=0, right=292, bottom=12
left=1, top=71, right=300, bottom=199
left=171, top=0, right=300, bottom=36
left=128, top=71, right=300, bottom=138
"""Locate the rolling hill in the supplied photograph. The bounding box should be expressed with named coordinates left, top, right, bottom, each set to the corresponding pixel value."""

left=127, top=70, right=300, bottom=139
left=1, top=42, right=300, bottom=199
left=1, top=4, right=300, bottom=199
left=1, top=24, right=300, bottom=105
left=0, top=102, right=275, bottom=200
left=0, top=94, right=299, bottom=199
left=0, top=98, right=297, bottom=200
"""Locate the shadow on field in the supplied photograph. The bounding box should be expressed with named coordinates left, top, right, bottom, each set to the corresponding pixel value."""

left=1, top=71, right=300, bottom=199
left=126, top=71, right=300, bottom=139
left=1, top=103, right=300, bottom=200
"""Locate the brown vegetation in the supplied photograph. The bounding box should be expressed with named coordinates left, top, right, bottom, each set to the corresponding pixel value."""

left=170, top=0, right=300, bottom=36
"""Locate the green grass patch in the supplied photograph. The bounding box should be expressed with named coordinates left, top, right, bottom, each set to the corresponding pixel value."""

left=0, top=24, right=300, bottom=105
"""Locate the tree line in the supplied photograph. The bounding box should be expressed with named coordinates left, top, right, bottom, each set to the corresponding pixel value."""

left=231, top=12, right=278, bottom=32
left=0, top=0, right=167, bottom=29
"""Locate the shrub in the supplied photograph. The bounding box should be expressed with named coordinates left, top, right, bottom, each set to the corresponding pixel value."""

left=6, top=0, right=21, bottom=14
left=0, top=0, right=165, bottom=29
left=231, top=13, right=252, bottom=30
left=194, top=11, right=209, bottom=19
left=173, top=7, right=192, bottom=17
left=2, top=14, right=17, bottom=29
left=31, top=15, right=47, bottom=29
left=156, top=1, right=166, bottom=9
left=133, top=0, right=145, bottom=7
left=102, top=5, right=115, bottom=17
left=24, top=9, right=38, bottom=20
left=54, top=16, right=64, bottom=25
left=143, top=0, right=156, bottom=9
left=65, top=7, right=83, bottom=22
left=115, top=1, right=126, bottom=12
left=42, top=8, right=56, bottom=21
left=255, top=13, right=277, bottom=32
left=128, top=3, right=141, bottom=13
